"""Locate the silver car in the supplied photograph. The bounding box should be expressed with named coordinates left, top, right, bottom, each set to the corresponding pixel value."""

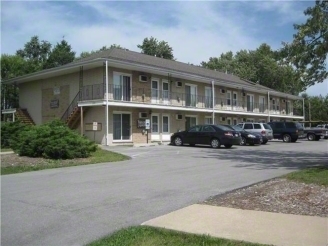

left=235, top=122, right=273, bottom=144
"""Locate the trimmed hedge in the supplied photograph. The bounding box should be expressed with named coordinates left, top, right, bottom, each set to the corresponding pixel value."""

left=9, top=119, right=97, bottom=159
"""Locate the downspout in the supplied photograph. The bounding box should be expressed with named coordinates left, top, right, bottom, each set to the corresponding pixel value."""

left=212, top=80, right=215, bottom=124
left=267, top=91, right=270, bottom=122
left=105, top=60, right=109, bottom=146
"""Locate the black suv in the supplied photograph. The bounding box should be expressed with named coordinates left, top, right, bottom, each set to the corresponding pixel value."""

left=267, top=121, right=305, bottom=142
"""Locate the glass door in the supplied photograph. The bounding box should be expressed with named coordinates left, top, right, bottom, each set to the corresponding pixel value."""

left=185, top=85, right=197, bottom=107
left=113, top=113, right=131, bottom=140
left=162, top=80, right=169, bottom=105
left=185, top=116, right=197, bottom=130
left=259, top=96, right=265, bottom=113
left=151, top=79, right=159, bottom=103
left=233, top=92, right=237, bottom=110
left=205, top=87, right=212, bottom=108
left=247, top=94, right=254, bottom=112
left=226, top=91, right=232, bottom=110
left=113, top=74, right=131, bottom=101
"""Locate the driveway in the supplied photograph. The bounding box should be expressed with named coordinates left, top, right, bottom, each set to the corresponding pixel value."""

left=2, top=140, right=327, bottom=246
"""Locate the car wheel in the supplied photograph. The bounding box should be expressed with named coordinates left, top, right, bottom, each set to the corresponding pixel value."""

left=174, top=136, right=183, bottom=146
left=224, top=144, right=232, bottom=148
left=307, top=133, right=315, bottom=141
left=240, top=137, right=246, bottom=146
left=283, top=134, right=291, bottom=143
left=262, top=140, right=268, bottom=144
left=210, top=138, right=220, bottom=148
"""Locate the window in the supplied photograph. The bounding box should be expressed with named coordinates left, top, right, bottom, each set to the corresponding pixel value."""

left=254, top=124, right=262, bottom=129
left=275, top=122, right=285, bottom=128
left=227, top=118, right=232, bottom=125
left=285, top=122, right=297, bottom=128
left=244, top=123, right=253, bottom=130
left=113, top=72, right=131, bottom=101
left=185, top=84, right=197, bottom=107
left=152, top=115, right=158, bottom=132
left=113, top=113, right=131, bottom=140
left=226, top=91, right=231, bottom=106
left=205, top=117, right=212, bottom=125
left=205, top=87, right=213, bottom=108
left=263, top=123, right=272, bottom=130
left=162, top=115, right=169, bottom=133
left=236, top=123, right=243, bottom=128
left=185, top=116, right=197, bottom=130
left=202, top=125, right=215, bottom=132
left=188, top=125, right=201, bottom=132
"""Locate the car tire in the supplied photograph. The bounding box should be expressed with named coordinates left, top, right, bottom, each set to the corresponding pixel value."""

left=224, top=144, right=232, bottom=148
left=262, top=140, right=268, bottom=144
left=307, top=133, right=315, bottom=141
left=210, top=138, right=220, bottom=148
left=174, top=136, right=183, bottom=146
left=240, top=137, right=247, bottom=146
left=283, top=134, right=291, bottom=143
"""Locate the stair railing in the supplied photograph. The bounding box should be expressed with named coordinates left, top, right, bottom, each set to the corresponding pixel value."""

left=61, top=91, right=81, bottom=122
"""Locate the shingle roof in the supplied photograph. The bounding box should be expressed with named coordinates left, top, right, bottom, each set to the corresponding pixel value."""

left=73, top=48, right=278, bottom=92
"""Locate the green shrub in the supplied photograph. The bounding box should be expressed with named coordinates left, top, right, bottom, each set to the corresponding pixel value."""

left=1, top=121, right=32, bottom=148
left=12, top=119, right=97, bottom=159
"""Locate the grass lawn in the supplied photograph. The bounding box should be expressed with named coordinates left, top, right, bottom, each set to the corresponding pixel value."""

left=1, top=148, right=130, bottom=175
left=284, top=166, right=328, bottom=186
left=87, top=226, right=269, bottom=246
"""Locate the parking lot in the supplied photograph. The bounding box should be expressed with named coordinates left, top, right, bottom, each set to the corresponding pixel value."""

left=2, top=139, right=327, bottom=246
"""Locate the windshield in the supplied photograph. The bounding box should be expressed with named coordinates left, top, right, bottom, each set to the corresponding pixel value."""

left=231, top=125, right=243, bottom=131
left=263, top=123, right=272, bottom=130
left=216, top=124, right=234, bottom=131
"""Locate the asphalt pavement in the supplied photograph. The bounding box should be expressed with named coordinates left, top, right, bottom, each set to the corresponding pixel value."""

left=2, top=140, right=327, bottom=246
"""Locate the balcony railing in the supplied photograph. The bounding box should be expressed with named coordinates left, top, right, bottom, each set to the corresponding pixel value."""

left=79, top=83, right=301, bottom=116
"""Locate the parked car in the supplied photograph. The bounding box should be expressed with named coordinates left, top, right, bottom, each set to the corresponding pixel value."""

left=267, top=121, right=305, bottom=142
left=170, top=124, right=241, bottom=148
left=316, top=124, right=328, bottom=139
left=235, top=122, right=273, bottom=144
left=303, top=127, right=326, bottom=141
left=224, top=125, right=262, bottom=146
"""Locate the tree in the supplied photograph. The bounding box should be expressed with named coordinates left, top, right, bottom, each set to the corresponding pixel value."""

left=1, top=55, right=27, bottom=110
left=137, top=36, right=175, bottom=60
left=201, top=43, right=305, bottom=94
left=43, top=40, right=75, bottom=69
left=16, top=36, right=52, bottom=73
left=280, top=0, right=328, bottom=87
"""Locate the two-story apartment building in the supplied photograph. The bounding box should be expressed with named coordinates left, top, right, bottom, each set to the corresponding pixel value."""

left=2, top=48, right=304, bottom=145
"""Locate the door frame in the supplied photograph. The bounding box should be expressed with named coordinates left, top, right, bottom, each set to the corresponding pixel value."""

left=185, top=83, right=198, bottom=107
left=162, top=79, right=170, bottom=105
left=205, top=86, right=212, bottom=108
left=112, top=111, right=132, bottom=142
left=232, top=91, right=238, bottom=111
left=151, top=78, right=160, bottom=104
left=113, top=72, right=132, bottom=101
left=246, top=94, right=254, bottom=112
left=151, top=113, right=160, bottom=140
left=259, top=96, right=265, bottom=113
left=226, top=90, right=232, bottom=110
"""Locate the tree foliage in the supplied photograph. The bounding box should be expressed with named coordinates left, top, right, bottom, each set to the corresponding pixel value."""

left=201, top=43, right=305, bottom=94
left=43, top=40, right=75, bottom=69
left=280, top=0, right=328, bottom=87
left=300, top=93, right=328, bottom=123
left=137, top=36, right=175, bottom=60
left=76, top=44, right=125, bottom=60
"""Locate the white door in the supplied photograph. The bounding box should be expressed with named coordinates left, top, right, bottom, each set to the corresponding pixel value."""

left=162, top=80, right=170, bottom=105
left=151, top=114, right=160, bottom=140
left=205, top=87, right=212, bottom=108
left=162, top=115, right=170, bottom=141
left=226, top=91, right=232, bottom=110
left=259, top=96, right=265, bottom=113
left=151, top=79, right=159, bottom=104
left=233, top=92, right=238, bottom=110
left=247, top=94, right=254, bottom=112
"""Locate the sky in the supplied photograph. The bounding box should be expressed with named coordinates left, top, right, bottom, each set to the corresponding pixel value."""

left=1, top=0, right=327, bottom=96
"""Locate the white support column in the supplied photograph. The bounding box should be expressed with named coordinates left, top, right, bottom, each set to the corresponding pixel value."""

left=105, top=61, right=109, bottom=146
left=80, top=106, right=83, bottom=136
left=302, top=98, right=305, bottom=121
left=212, top=80, right=215, bottom=124
left=267, top=91, right=270, bottom=122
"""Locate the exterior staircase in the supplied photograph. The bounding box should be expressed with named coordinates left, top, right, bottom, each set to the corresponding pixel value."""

left=15, top=108, right=35, bottom=125
left=61, top=91, right=83, bottom=129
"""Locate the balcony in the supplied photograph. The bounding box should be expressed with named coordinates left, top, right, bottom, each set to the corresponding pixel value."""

left=80, top=83, right=301, bottom=116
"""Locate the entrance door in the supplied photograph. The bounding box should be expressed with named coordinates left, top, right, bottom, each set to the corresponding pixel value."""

left=162, top=114, right=170, bottom=141
left=113, top=113, right=131, bottom=140
left=233, top=118, right=238, bottom=125
left=205, top=87, right=212, bottom=108
left=247, top=94, right=254, bottom=112
left=113, top=73, right=131, bottom=101
left=185, top=116, right=197, bottom=130
left=233, top=92, right=238, bottom=110
left=185, top=85, right=197, bottom=107
left=151, top=79, right=159, bottom=103
left=162, top=80, right=170, bottom=105
left=226, top=91, right=232, bottom=110
left=151, top=114, right=160, bottom=140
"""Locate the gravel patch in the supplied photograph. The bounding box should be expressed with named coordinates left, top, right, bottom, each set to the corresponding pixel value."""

left=203, top=178, right=328, bottom=218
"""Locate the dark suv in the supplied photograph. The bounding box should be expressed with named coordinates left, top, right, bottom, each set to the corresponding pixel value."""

left=267, top=121, right=305, bottom=142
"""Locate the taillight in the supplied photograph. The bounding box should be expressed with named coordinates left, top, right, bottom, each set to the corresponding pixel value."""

left=224, top=132, right=233, bottom=136
left=261, top=130, right=266, bottom=135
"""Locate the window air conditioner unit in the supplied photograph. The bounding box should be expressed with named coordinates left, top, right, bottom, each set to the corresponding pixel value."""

left=176, top=81, right=182, bottom=87
left=176, top=114, right=183, bottom=120
left=139, top=75, right=148, bottom=82
left=139, top=112, right=148, bottom=118
left=220, top=117, right=226, bottom=121
left=220, top=89, right=226, bottom=93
